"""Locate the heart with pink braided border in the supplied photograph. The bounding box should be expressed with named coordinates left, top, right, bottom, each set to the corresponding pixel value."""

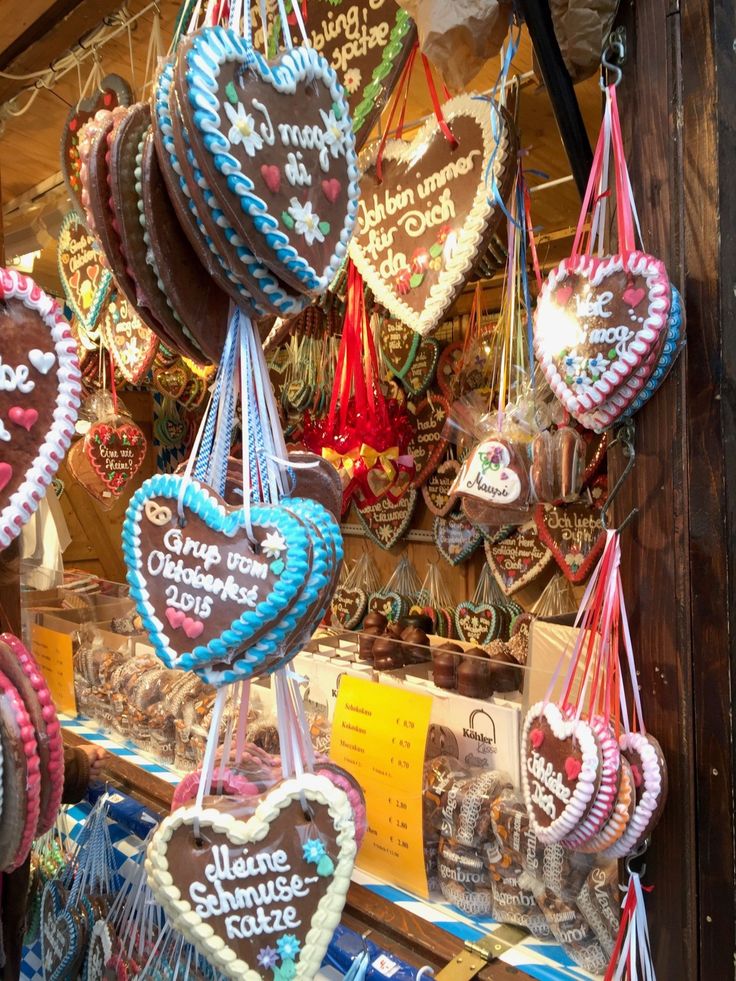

left=0, top=666, right=41, bottom=870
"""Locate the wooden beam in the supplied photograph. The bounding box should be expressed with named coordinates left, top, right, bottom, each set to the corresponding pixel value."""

left=0, top=0, right=124, bottom=105
left=516, top=0, right=593, bottom=197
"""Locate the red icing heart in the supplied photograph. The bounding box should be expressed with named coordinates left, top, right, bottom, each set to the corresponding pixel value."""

left=260, top=164, right=281, bottom=194
left=166, top=607, right=186, bottom=629
left=8, top=407, right=38, bottom=431
left=182, top=616, right=204, bottom=639
left=564, top=756, right=582, bottom=781
left=555, top=285, right=573, bottom=305
left=623, top=285, right=646, bottom=308
left=530, top=728, right=544, bottom=749
left=322, top=178, right=341, bottom=203
left=630, top=763, right=643, bottom=788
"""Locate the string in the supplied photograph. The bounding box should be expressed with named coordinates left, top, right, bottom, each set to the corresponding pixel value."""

left=375, top=43, right=418, bottom=182
left=420, top=54, right=457, bottom=147
left=193, top=687, right=228, bottom=838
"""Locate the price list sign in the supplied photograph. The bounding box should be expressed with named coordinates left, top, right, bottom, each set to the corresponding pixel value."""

left=330, top=675, right=432, bottom=897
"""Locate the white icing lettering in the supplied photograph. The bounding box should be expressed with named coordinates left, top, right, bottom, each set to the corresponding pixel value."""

left=0, top=358, right=33, bottom=393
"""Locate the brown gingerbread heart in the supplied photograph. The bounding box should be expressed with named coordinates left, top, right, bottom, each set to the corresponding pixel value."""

left=421, top=458, right=460, bottom=516
left=100, top=292, right=159, bottom=386
left=354, top=489, right=417, bottom=550
left=408, top=395, right=450, bottom=488
left=535, top=489, right=607, bottom=584
left=379, top=318, right=419, bottom=377
left=56, top=212, right=113, bottom=332
left=485, top=521, right=553, bottom=595
left=85, top=420, right=147, bottom=497
left=402, top=336, right=440, bottom=397
left=433, top=512, right=483, bottom=565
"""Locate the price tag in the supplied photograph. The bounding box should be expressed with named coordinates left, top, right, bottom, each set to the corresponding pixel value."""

left=30, top=624, right=77, bottom=715
left=330, top=675, right=432, bottom=897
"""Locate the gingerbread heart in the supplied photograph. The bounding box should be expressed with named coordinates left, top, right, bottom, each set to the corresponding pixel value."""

left=422, top=458, right=460, bottom=516
left=350, top=96, right=513, bottom=334
left=434, top=512, right=482, bottom=565
left=408, top=396, right=450, bottom=488
left=0, top=270, right=81, bottom=549
left=437, top=341, right=464, bottom=400
left=402, top=337, right=440, bottom=398
left=85, top=420, right=148, bottom=496
left=535, top=492, right=606, bottom=584
left=330, top=586, right=367, bottom=629
left=60, top=74, right=132, bottom=212
left=455, top=602, right=499, bottom=645
left=521, top=702, right=601, bottom=845
left=367, top=590, right=404, bottom=622
left=57, top=212, right=113, bottom=331
left=303, top=1, right=416, bottom=150
left=353, top=488, right=416, bottom=549
left=602, top=732, right=668, bottom=860
left=178, top=27, right=360, bottom=294
left=0, top=667, right=41, bottom=871
left=534, top=251, right=671, bottom=425
left=123, top=474, right=316, bottom=672
left=485, top=521, right=553, bottom=595
left=145, top=775, right=356, bottom=979
left=100, top=293, right=159, bottom=385
left=455, top=436, right=529, bottom=508
left=379, top=318, right=419, bottom=377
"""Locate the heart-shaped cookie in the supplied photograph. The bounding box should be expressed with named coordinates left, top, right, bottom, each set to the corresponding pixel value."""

left=353, top=488, right=416, bottom=549
left=434, top=512, right=482, bottom=565
left=350, top=95, right=512, bottom=334
left=100, top=292, right=159, bottom=385
left=437, top=341, right=464, bottom=400
left=124, top=474, right=317, bottom=673
left=521, top=702, right=601, bottom=845
left=85, top=419, right=148, bottom=496
left=602, top=732, right=668, bottom=860
left=408, top=396, right=450, bottom=488
left=303, top=1, right=416, bottom=150
left=422, top=458, right=460, bottom=516
left=535, top=493, right=606, bottom=584
left=367, top=590, right=405, bottom=622
left=145, top=774, right=356, bottom=979
left=402, top=337, right=440, bottom=397
left=330, top=586, right=367, bottom=629
left=485, top=521, right=553, bottom=595
left=57, top=212, right=113, bottom=331
left=455, top=602, right=499, bottom=645
left=0, top=270, right=81, bottom=549
left=455, top=436, right=529, bottom=508
left=179, top=27, right=360, bottom=294
left=0, top=667, right=41, bottom=871
left=0, top=633, right=63, bottom=836
left=42, top=902, right=86, bottom=981
left=379, top=318, right=419, bottom=377
left=534, top=251, right=671, bottom=424
left=61, top=74, right=132, bottom=212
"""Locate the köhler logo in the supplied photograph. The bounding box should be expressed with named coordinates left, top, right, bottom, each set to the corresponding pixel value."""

left=462, top=709, right=498, bottom=767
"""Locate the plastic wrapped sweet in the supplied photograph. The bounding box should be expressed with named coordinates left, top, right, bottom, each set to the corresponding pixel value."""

left=575, top=862, right=620, bottom=958
left=423, top=755, right=469, bottom=845
left=490, top=875, right=552, bottom=938
left=523, top=872, right=609, bottom=975
left=441, top=770, right=513, bottom=848
left=438, top=839, right=493, bottom=916
left=530, top=427, right=585, bottom=503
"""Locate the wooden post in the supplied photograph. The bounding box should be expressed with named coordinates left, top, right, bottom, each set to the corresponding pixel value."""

left=613, top=0, right=736, bottom=976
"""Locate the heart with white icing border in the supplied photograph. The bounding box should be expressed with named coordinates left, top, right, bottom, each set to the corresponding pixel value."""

left=602, top=731, right=668, bottom=859
left=408, top=396, right=450, bottom=488
left=485, top=522, right=553, bottom=595
left=521, top=701, right=601, bottom=845
left=353, top=488, right=416, bottom=550
left=350, top=96, right=512, bottom=335
left=178, top=27, right=359, bottom=295
left=0, top=270, right=81, bottom=549
left=422, top=458, right=460, bottom=516
left=534, top=251, right=671, bottom=425
left=123, top=473, right=316, bottom=673
left=145, top=774, right=356, bottom=980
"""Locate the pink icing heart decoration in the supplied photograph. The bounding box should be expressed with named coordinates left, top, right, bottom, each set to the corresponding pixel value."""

left=165, top=607, right=185, bottom=629
left=8, top=407, right=39, bottom=431
left=0, top=464, right=12, bottom=492
left=534, top=251, right=671, bottom=426
left=530, top=728, right=545, bottom=749
left=564, top=756, right=582, bottom=781
left=321, top=178, right=341, bottom=203
left=182, top=617, right=204, bottom=639
left=260, top=164, right=281, bottom=194
left=555, top=285, right=573, bottom=305
left=623, top=285, right=646, bottom=308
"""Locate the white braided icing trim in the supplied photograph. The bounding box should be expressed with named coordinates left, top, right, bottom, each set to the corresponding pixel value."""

left=602, top=731, right=666, bottom=859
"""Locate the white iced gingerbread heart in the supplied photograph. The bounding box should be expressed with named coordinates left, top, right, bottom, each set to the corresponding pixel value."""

left=602, top=731, right=668, bottom=859
left=521, top=702, right=601, bottom=845
left=534, top=251, right=671, bottom=422
left=455, top=437, right=525, bottom=506
left=146, top=774, right=356, bottom=980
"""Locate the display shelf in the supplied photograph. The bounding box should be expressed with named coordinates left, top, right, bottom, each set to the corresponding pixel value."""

left=59, top=715, right=597, bottom=981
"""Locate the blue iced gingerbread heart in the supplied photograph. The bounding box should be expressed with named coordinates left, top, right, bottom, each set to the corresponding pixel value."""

left=179, top=26, right=360, bottom=294
left=123, top=473, right=313, bottom=675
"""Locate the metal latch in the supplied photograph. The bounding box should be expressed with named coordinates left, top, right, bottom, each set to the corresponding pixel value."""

left=435, top=925, right=527, bottom=981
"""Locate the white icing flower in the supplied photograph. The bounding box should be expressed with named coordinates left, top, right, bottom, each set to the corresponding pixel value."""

left=122, top=338, right=140, bottom=365
left=587, top=353, right=610, bottom=377
left=343, top=68, right=361, bottom=95
left=262, top=530, right=287, bottom=558
left=571, top=372, right=592, bottom=391
left=288, top=198, right=325, bottom=246
left=224, top=102, right=263, bottom=156
left=319, top=108, right=347, bottom=159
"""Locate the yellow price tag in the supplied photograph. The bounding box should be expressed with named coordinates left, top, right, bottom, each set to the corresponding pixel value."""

left=330, top=675, right=432, bottom=897
left=30, top=624, right=77, bottom=716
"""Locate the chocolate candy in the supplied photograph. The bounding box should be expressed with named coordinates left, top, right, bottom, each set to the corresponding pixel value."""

left=432, top=642, right=462, bottom=690
left=457, top=647, right=492, bottom=698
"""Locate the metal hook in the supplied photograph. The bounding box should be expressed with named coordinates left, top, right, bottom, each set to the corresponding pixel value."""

left=600, top=27, right=626, bottom=90
left=600, top=419, right=638, bottom=532
left=625, top=836, right=649, bottom=878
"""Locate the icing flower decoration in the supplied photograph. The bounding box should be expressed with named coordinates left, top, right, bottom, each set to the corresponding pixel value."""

left=565, top=548, right=583, bottom=573
left=224, top=102, right=263, bottom=157
left=411, top=247, right=430, bottom=274
left=288, top=199, right=325, bottom=246
left=319, top=108, right=347, bottom=158
left=302, top=838, right=327, bottom=863
left=262, top=530, right=287, bottom=558
left=257, top=947, right=280, bottom=970
left=395, top=267, right=411, bottom=295
left=437, top=224, right=451, bottom=244
left=276, top=935, right=301, bottom=960
left=275, top=962, right=297, bottom=981
left=343, top=68, right=361, bottom=94
left=563, top=352, right=583, bottom=376
left=571, top=372, right=592, bottom=392
left=587, top=353, right=610, bottom=377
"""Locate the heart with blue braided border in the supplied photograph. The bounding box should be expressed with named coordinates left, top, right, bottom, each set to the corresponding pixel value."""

left=123, top=473, right=316, bottom=675
left=175, top=26, right=360, bottom=295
